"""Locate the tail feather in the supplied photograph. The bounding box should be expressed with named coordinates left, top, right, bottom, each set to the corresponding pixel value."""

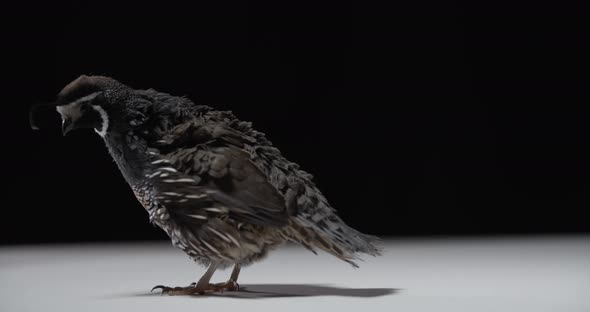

left=284, top=214, right=383, bottom=267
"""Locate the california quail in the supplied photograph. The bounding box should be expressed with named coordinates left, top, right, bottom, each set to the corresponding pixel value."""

left=31, top=75, right=382, bottom=295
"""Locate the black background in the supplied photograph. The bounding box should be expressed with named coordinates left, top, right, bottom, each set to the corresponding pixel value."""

left=2, top=1, right=590, bottom=245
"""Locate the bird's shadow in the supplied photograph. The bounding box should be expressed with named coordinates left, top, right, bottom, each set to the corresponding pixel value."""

left=211, top=284, right=398, bottom=299
left=125, top=284, right=398, bottom=299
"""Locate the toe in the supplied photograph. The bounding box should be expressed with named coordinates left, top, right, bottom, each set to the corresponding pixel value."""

left=151, top=285, right=170, bottom=294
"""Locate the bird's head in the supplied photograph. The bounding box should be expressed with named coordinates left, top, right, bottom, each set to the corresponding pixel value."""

left=30, top=75, right=133, bottom=137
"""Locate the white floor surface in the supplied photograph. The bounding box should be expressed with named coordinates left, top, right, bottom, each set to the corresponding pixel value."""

left=1, top=235, right=589, bottom=312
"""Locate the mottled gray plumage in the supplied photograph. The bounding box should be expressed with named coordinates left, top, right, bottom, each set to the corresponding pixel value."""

left=42, top=75, right=381, bottom=294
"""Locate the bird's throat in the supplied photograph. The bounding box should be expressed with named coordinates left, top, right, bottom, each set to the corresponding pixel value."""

left=102, top=131, right=150, bottom=186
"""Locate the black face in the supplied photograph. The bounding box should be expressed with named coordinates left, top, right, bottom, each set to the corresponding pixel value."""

left=61, top=104, right=103, bottom=135
left=29, top=75, right=124, bottom=136
left=56, top=92, right=106, bottom=136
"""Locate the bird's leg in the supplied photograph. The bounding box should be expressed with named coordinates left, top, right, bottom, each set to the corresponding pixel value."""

left=151, top=262, right=220, bottom=295
left=210, top=263, right=241, bottom=292
left=230, top=263, right=241, bottom=282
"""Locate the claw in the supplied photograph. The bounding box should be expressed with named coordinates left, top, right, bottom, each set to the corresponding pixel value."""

left=150, top=280, right=239, bottom=296
left=151, top=285, right=170, bottom=294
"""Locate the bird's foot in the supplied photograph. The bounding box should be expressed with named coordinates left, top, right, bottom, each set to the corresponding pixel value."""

left=151, top=283, right=200, bottom=296
left=211, top=280, right=240, bottom=292
left=151, top=281, right=239, bottom=295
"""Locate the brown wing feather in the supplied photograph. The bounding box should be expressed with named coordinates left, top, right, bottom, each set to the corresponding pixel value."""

left=149, top=119, right=289, bottom=227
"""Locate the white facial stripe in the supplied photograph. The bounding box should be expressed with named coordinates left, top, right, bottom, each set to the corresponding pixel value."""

left=91, top=105, right=109, bottom=137
left=56, top=92, right=101, bottom=117
left=56, top=101, right=81, bottom=120
left=73, top=92, right=101, bottom=104
left=55, top=92, right=108, bottom=137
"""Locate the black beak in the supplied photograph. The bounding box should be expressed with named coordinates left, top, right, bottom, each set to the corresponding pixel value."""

left=62, top=118, right=74, bottom=136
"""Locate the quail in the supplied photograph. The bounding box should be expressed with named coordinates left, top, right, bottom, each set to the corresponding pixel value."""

left=30, top=75, right=382, bottom=295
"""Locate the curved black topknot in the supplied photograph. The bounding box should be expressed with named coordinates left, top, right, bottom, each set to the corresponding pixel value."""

left=29, top=101, right=52, bottom=130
